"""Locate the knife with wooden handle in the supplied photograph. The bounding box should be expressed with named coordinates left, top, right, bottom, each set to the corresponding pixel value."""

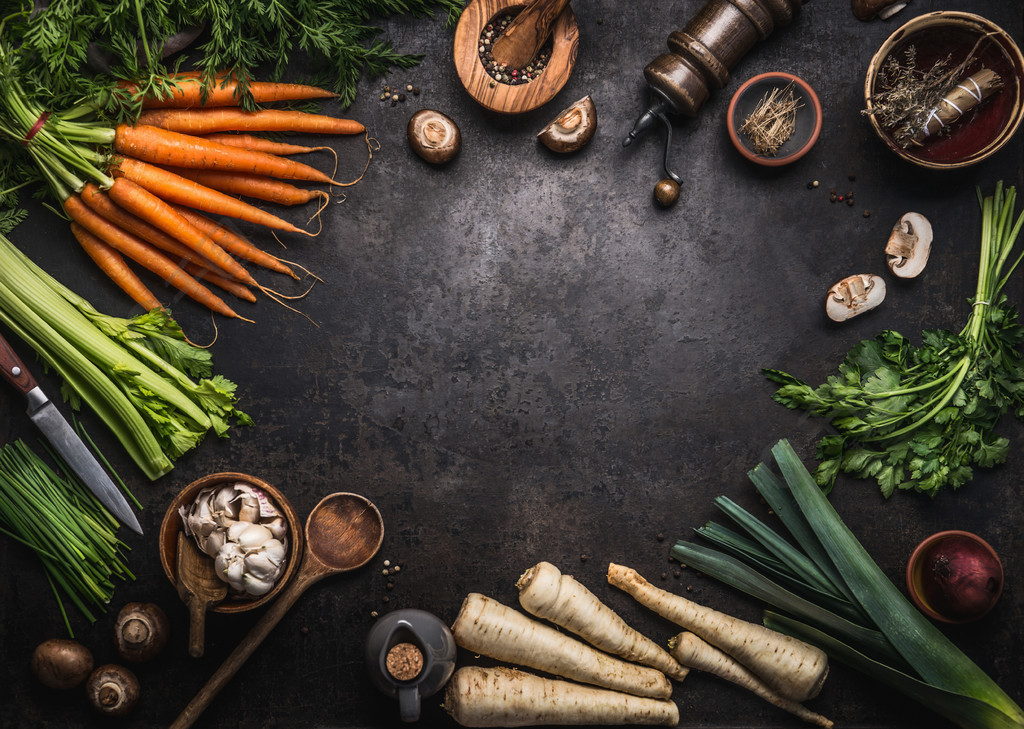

left=0, top=330, right=143, bottom=534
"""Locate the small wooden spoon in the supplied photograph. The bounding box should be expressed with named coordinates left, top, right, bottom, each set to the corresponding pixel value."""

left=169, top=492, right=385, bottom=729
left=491, top=0, right=572, bottom=70
left=175, top=533, right=227, bottom=658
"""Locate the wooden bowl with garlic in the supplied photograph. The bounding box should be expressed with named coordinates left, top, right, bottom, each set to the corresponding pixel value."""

left=159, top=472, right=304, bottom=613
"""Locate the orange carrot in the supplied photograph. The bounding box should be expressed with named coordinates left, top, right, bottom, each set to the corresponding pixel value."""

left=114, top=124, right=337, bottom=184
left=136, top=108, right=365, bottom=136
left=79, top=182, right=239, bottom=280
left=139, top=78, right=337, bottom=108
left=182, top=262, right=257, bottom=303
left=105, top=176, right=260, bottom=286
left=63, top=196, right=242, bottom=319
left=114, top=157, right=310, bottom=235
left=70, top=223, right=163, bottom=312
left=155, top=166, right=328, bottom=206
left=170, top=206, right=298, bottom=279
left=199, top=133, right=331, bottom=157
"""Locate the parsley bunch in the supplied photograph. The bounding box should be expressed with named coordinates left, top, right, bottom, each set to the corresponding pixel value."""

left=766, top=184, right=1024, bottom=498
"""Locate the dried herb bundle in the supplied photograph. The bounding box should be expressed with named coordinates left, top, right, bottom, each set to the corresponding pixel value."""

left=866, top=40, right=1000, bottom=148
left=740, top=82, right=802, bottom=156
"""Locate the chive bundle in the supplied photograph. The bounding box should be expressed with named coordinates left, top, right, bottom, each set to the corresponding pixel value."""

left=0, top=440, right=134, bottom=636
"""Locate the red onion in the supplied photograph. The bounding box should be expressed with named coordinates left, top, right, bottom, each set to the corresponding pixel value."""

left=918, top=533, right=1003, bottom=621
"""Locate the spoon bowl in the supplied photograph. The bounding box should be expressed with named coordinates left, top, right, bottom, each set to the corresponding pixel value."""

left=306, top=492, right=384, bottom=573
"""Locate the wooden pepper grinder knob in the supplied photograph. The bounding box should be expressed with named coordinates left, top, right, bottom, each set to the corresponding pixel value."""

left=624, top=0, right=806, bottom=204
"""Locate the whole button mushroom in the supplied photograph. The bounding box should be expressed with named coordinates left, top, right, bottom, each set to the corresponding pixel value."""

left=826, top=274, right=886, bottom=322
left=885, top=212, right=933, bottom=279
left=86, top=664, right=140, bottom=717
left=113, top=602, right=170, bottom=662
left=537, top=95, right=597, bottom=154
left=408, top=109, right=461, bottom=164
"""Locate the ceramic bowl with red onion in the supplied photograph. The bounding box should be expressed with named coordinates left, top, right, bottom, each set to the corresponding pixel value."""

left=906, top=530, right=1004, bottom=624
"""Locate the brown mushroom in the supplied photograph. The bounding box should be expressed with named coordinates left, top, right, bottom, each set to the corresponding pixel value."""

left=537, top=95, right=597, bottom=154
left=852, top=0, right=910, bottom=21
left=86, top=665, right=140, bottom=717
left=826, top=274, right=886, bottom=322
left=114, top=602, right=170, bottom=662
left=885, top=212, right=933, bottom=279
left=408, top=109, right=461, bottom=164
left=31, top=639, right=94, bottom=690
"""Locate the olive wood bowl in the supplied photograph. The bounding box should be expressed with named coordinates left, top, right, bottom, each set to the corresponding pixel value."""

left=159, top=472, right=304, bottom=614
left=864, top=11, right=1024, bottom=170
left=454, top=0, right=579, bottom=115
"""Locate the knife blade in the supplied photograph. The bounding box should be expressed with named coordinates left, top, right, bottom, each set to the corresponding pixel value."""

left=0, top=330, right=143, bottom=535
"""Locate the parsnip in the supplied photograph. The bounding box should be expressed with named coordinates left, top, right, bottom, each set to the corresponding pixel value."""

left=607, top=563, right=827, bottom=702
left=444, top=666, right=680, bottom=727
left=516, top=561, right=689, bottom=682
left=452, top=593, right=673, bottom=699
left=669, top=632, right=833, bottom=728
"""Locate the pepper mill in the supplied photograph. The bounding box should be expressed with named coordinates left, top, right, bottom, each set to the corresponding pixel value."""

left=624, top=0, right=807, bottom=206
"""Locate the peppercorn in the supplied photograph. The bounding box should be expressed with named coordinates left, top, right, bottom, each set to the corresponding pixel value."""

left=846, top=197, right=855, bottom=207
left=863, top=210, right=871, bottom=218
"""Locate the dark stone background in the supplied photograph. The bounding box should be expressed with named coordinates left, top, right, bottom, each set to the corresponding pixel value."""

left=2, top=1, right=1023, bottom=727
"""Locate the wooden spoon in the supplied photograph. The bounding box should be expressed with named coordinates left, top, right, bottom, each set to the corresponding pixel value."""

left=175, top=532, right=227, bottom=658
left=490, top=0, right=572, bottom=70
left=169, top=493, right=384, bottom=729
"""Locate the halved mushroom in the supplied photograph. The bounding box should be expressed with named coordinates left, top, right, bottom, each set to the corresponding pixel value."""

left=885, top=212, right=932, bottom=279
left=852, top=0, right=910, bottom=21
left=826, top=274, right=886, bottom=322
left=408, top=109, right=461, bottom=165
left=538, top=95, right=597, bottom=154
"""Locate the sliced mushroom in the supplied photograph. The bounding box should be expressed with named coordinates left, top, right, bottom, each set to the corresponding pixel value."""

left=885, top=212, right=933, bottom=279
left=852, top=0, right=910, bottom=21
left=408, top=109, right=461, bottom=165
left=826, top=274, right=886, bottom=322
left=537, top=95, right=597, bottom=153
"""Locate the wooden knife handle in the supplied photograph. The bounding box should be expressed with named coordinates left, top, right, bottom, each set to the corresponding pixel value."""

left=0, top=330, right=37, bottom=396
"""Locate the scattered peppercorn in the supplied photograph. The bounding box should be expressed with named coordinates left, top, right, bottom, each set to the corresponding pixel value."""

left=673, top=570, right=681, bottom=578
left=413, top=87, right=420, bottom=96
left=660, top=572, right=668, bottom=580
left=580, top=554, right=588, bottom=562
left=656, top=533, right=664, bottom=542
left=863, top=210, right=871, bottom=218
left=847, top=197, right=855, bottom=207
left=848, top=173, right=857, bottom=181
left=406, top=84, right=413, bottom=92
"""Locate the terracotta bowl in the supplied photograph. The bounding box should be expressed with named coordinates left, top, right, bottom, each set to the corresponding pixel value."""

left=727, top=72, right=822, bottom=167
left=905, top=530, right=1004, bottom=624
left=159, top=472, right=304, bottom=613
left=864, top=11, right=1024, bottom=170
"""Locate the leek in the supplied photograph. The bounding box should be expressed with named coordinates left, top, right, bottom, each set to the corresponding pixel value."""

left=672, top=439, right=1023, bottom=729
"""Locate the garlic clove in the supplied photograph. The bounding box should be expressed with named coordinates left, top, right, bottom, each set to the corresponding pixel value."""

left=245, top=550, right=284, bottom=582
left=242, top=573, right=275, bottom=596
left=263, top=516, right=288, bottom=541
left=236, top=523, right=274, bottom=552
left=202, top=529, right=226, bottom=556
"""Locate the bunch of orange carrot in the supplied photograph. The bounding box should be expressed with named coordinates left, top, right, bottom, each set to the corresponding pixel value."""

left=32, top=75, right=369, bottom=319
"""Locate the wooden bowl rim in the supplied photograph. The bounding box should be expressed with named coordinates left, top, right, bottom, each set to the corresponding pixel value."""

left=453, top=0, right=579, bottom=115
left=905, top=529, right=1004, bottom=624
left=726, top=71, right=822, bottom=167
left=158, top=471, right=305, bottom=613
left=863, top=10, right=1024, bottom=170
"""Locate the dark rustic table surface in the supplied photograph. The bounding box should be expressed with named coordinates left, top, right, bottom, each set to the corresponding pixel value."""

left=2, top=1, right=1023, bottom=728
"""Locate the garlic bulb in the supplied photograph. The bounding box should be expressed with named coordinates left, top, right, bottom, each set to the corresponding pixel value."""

left=180, top=482, right=289, bottom=597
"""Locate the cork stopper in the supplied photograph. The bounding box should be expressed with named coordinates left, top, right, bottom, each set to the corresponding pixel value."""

left=385, top=642, right=424, bottom=681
